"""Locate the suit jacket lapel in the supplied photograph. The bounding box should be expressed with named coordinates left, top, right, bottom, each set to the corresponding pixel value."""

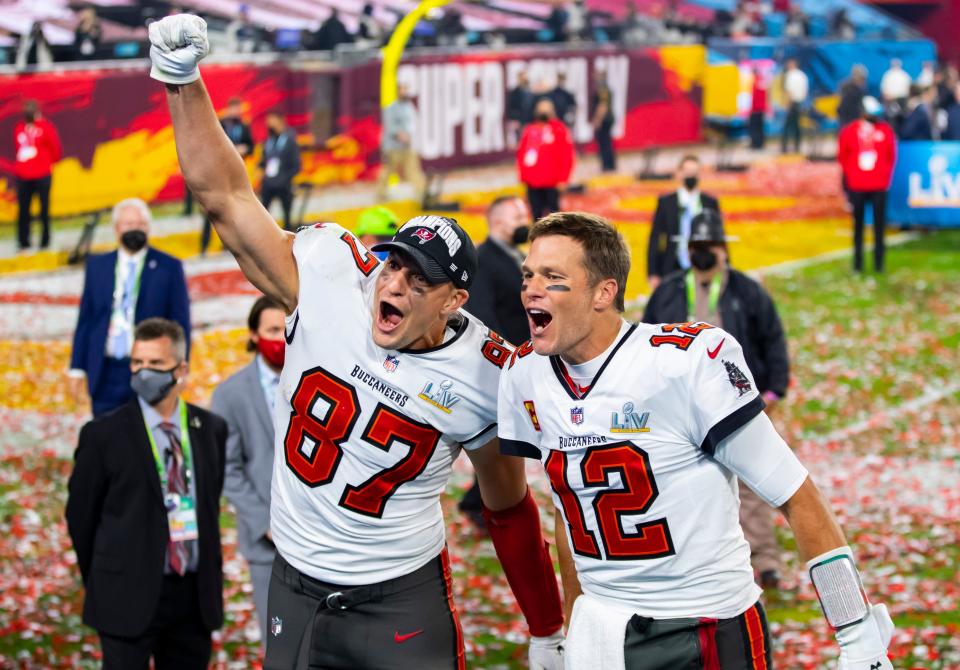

left=128, top=399, right=165, bottom=506
left=243, top=359, right=275, bottom=438
left=186, top=403, right=204, bottom=505
left=135, top=248, right=157, bottom=319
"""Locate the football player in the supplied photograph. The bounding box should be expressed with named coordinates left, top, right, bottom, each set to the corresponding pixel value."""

left=498, top=211, right=895, bottom=669
left=148, top=15, right=563, bottom=670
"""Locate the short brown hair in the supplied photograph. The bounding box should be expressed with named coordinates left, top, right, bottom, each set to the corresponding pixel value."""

left=486, top=194, right=522, bottom=220
left=529, top=212, right=630, bottom=312
left=678, top=154, right=700, bottom=169
left=134, top=318, right=187, bottom=362
left=247, top=295, right=286, bottom=351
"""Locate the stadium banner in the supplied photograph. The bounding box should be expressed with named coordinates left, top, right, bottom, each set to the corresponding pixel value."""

left=704, top=39, right=937, bottom=125
left=887, top=141, right=960, bottom=228
left=0, top=45, right=704, bottom=220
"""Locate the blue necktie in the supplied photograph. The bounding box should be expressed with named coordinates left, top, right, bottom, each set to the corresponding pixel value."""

left=110, top=259, right=138, bottom=358
left=677, top=207, right=694, bottom=270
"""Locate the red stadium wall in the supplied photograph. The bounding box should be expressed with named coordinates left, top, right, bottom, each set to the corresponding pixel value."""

left=0, top=45, right=704, bottom=220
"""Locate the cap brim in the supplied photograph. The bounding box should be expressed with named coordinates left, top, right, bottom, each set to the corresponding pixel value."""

left=370, top=241, right=451, bottom=285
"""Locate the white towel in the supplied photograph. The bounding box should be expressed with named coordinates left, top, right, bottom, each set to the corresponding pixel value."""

left=564, top=594, right=634, bottom=670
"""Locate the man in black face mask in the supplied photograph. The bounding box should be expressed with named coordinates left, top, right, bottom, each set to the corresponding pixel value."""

left=643, top=209, right=790, bottom=590
left=67, top=318, right=226, bottom=669
left=70, top=198, right=192, bottom=416
left=459, top=195, right=533, bottom=528
left=259, top=111, right=301, bottom=231
left=646, top=154, right=720, bottom=292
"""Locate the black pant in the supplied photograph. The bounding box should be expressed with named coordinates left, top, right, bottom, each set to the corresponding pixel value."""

left=748, top=111, right=765, bottom=149
left=623, top=601, right=771, bottom=669
left=596, top=122, right=616, bottom=171
left=265, top=552, right=464, bottom=669
left=16, top=175, right=52, bottom=249
left=781, top=102, right=802, bottom=153
left=262, top=182, right=294, bottom=230
left=527, top=185, right=560, bottom=221
left=458, top=476, right=482, bottom=513
left=851, top=190, right=887, bottom=273
left=99, top=574, right=211, bottom=670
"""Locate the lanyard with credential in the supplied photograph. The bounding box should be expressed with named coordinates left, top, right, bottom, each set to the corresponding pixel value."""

left=144, top=399, right=194, bottom=494
left=113, top=254, right=145, bottom=314
left=686, top=271, right=722, bottom=323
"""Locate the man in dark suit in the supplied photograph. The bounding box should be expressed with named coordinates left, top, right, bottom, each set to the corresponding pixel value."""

left=210, top=296, right=285, bottom=646
left=459, top=195, right=531, bottom=527
left=646, top=155, right=720, bottom=292
left=464, top=195, right=532, bottom=346
left=69, top=198, right=191, bottom=417
left=260, top=111, right=301, bottom=231
left=66, top=318, right=226, bottom=669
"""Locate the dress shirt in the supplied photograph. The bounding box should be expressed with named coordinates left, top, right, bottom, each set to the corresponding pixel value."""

left=676, top=188, right=702, bottom=270
left=105, top=247, right=146, bottom=359
left=256, top=354, right=281, bottom=413
left=139, top=396, right=199, bottom=574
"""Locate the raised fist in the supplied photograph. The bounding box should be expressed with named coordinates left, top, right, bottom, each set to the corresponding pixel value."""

left=148, top=14, right=209, bottom=85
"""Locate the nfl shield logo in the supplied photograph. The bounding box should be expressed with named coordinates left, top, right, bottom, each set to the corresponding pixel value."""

left=271, top=616, right=283, bottom=637
left=383, top=355, right=399, bottom=373
left=570, top=407, right=584, bottom=425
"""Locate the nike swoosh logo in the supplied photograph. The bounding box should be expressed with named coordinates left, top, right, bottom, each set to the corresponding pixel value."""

left=707, top=338, right=725, bottom=359
left=394, top=629, right=425, bottom=643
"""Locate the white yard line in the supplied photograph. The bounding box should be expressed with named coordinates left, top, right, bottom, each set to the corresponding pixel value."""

left=752, top=232, right=919, bottom=278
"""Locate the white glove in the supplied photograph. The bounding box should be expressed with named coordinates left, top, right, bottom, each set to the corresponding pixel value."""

left=529, top=629, right=564, bottom=670
left=148, top=14, right=209, bottom=85
left=836, top=604, right=895, bottom=670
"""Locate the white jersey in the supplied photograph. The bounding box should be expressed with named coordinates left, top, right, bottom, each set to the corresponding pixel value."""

left=271, top=223, right=505, bottom=585
left=498, top=321, right=764, bottom=618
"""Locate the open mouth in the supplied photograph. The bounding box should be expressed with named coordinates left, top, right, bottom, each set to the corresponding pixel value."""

left=527, top=308, right=553, bottom=336
left=377, top=301, right=405, bottom=333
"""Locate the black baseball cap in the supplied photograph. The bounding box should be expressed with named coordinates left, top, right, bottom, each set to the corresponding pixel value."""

left=372, top=215, right=478, bottom=289
left=683, top=210, right=738, bottom=244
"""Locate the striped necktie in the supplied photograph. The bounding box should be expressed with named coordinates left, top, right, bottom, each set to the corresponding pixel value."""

left=160, top=421, right=189, bottom=576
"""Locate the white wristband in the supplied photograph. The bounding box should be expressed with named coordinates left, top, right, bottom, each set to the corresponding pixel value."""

left=807, top=546, right=870, bottom=630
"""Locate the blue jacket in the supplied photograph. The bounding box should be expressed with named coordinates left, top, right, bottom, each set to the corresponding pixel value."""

left=900, top=104, right=934, bottom=141
left=70, top=247, right=191, bottom=392
left=944, top=103, right=960, bottom=141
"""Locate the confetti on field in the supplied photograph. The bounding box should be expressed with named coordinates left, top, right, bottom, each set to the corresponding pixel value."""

left=1, top=160, right=958, bottom=668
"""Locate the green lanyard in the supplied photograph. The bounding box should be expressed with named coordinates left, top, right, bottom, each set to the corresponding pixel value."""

left=144, top=399, right=193, bottom=493
left=686, top=272, right=722, bottom=323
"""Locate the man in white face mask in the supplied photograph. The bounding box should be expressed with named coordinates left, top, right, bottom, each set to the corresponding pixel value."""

left=67, top=318, right=228, bottom=670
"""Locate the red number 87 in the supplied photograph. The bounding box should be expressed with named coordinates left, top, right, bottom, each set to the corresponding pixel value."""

left=283, top=366, right=440, bottom=518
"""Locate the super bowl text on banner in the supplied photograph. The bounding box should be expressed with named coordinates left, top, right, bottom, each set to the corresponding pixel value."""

left=888, top=142, right=960, bottom=228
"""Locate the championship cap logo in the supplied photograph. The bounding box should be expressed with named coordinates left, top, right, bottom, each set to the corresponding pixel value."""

left=413, top=228, right=436, bottom=244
